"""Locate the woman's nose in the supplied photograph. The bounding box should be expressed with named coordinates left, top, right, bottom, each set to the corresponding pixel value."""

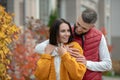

left=66, top=31, right=70, bottom=36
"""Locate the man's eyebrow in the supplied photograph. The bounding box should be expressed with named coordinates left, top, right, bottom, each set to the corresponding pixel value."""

left=77, top=22, right=87, bottom=30
left=77, top=22, right=81, bottom=26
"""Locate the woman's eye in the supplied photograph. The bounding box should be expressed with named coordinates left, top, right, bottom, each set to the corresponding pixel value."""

left=67, top=30, right=70, bottom=32
left=60, top=30, right=65, bottom=32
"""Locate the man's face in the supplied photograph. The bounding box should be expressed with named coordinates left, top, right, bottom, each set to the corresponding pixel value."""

left=75, top=16, right=93, bottom=35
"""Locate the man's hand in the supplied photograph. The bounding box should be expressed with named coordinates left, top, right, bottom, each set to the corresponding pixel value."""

left=66, top=45, right=87, bottom=65
left=71, top=53, right=86, bottom=65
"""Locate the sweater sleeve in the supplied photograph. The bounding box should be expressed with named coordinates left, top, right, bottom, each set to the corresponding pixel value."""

left=34, top=54, right=51, bottom=80
left=61, top=42, right=86, bottom=80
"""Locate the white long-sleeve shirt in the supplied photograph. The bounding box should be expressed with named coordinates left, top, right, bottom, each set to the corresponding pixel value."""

left=35, top=34, right=112, bottom=73
left=86, top=34, right=112, bottom=71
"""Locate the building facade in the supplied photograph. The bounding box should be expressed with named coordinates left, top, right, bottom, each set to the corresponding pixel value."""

left=2, top=0, right=119, bottom=60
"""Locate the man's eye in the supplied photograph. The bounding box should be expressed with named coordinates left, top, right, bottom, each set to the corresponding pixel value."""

left=82, top=27, right=87, bottom=30
left=77, top=22, right=80, bottom=26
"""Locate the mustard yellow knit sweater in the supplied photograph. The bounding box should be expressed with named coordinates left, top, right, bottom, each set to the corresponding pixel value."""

left=34, top=42, right=86, bottom=80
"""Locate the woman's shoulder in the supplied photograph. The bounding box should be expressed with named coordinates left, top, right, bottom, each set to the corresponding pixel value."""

left=68, top=41, right=81, bottom=48
left=69, top=41, right=80, bottom=46
left=69, top=41, right=83, bottom=54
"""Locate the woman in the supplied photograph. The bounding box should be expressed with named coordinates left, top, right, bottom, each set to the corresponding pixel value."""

left=34, top=19, right=86, bottom=80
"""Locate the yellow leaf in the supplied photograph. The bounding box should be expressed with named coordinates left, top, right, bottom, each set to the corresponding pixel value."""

left=5, top=38, right=12, bottom=44
left=0, top=32, right=6, bottom=38
left=0, top=63, right=6, bottom=75
left=5, top=59, right=10, bottom=65
left=0, top=50, right=3, bottom=54
left=2, top=46, right=10, bottom=54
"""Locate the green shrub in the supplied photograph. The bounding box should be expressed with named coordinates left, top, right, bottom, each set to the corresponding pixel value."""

left=47, top=9, right=58, bottom=27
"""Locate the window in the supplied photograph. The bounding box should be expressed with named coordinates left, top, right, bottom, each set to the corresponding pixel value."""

left=39, top=0, right=49, bottom=24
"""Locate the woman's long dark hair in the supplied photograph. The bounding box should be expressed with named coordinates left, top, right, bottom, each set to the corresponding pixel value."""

left=49, top=18, right=73, bottom=46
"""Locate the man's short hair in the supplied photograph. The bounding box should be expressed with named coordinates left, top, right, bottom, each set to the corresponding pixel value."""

left=82, top=9, right=97, bottom=24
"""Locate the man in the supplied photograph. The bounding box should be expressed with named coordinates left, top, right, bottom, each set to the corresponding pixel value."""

left=70, top=9, right=112, bottom=80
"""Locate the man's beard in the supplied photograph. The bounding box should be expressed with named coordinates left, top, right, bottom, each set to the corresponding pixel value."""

left=74, top=24, right=88, bottom=37
left=74, top=27, right=85, bottom=37
left=74, top=31, right=82, bottom=36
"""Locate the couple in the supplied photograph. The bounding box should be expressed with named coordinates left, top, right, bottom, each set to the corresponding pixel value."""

left=34, top=9, right=112, bottom=80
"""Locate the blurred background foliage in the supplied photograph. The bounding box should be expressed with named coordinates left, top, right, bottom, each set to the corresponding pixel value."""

left=47, top=9, right=58, bottom=27
left=8, top=16, right=49, bottom=80
left=0, top=5, right=19, bottom=80
left=0, top=5, right=49, bottom=80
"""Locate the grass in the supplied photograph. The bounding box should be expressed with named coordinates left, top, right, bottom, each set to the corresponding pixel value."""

left=103, top=71, right=120, bottom=78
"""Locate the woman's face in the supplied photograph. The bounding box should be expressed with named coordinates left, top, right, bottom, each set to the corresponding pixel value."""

left=57, top=23, right=71, bottom=44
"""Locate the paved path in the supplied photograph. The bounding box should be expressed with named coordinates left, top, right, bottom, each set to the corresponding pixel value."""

left=102, top=76, right=120, bottom=80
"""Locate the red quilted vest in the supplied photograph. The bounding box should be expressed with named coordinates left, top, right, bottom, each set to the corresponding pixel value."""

left=74, top=27, right=102, bottom=80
